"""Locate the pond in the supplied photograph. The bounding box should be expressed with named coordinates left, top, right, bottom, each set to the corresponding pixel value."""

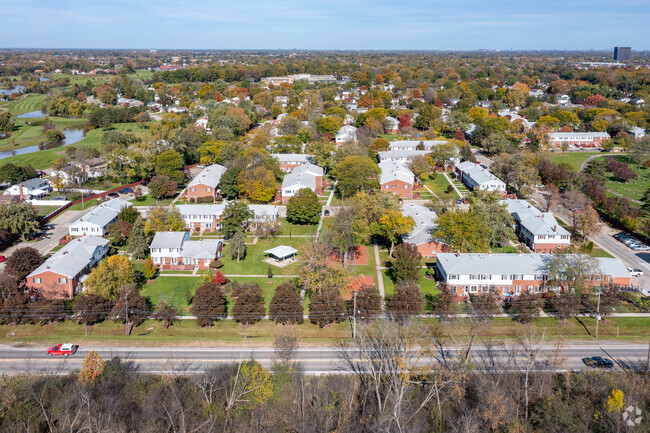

left=0, top=85, right=25, bottom=96
left=0, top=127, right=86, bottom=160
left=17, top=110, right=46, bottom=118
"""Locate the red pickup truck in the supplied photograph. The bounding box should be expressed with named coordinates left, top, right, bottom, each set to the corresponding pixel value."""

left=47, top=344, right=79, bottom=356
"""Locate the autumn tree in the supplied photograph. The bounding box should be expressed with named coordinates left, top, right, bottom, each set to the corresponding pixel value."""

left=155, top=149, right=184, bottom=183
left=353, top=284, right=383, bottom=320
left=379, top=209, right=415, bottom=256
left=6, top=247, right=43, bottom=281
left=574, top=205, right=600, bottom=239
left=286, top=188, right=322, bottom=225
left=143, top=257, right=157, bottom=280
left=269, top=281, right=304, bottom=324
left=79, top=351, right=106, bottom=385
left=73, top=294, right=112, bottom=325
left=148, top=174, right=178, bottom=199
left=388, top=281, right=424, bottom=322
left=546, top=252, right=601, bottom=292
left=232, top=283, right=266, bottom=325
left=509, top=292, right=543, bottom=323
left=84, top=255, right=135, bottom=300
left=309, top=288, right=346, bottom=327
left=191, top=281, right=228, bottom=326
left=145, top=206, right=184, bottom=236
left=298, top=241, right=347, bottom=296
left=238, top=166, right=277, bottom=202
left=110, top=284, right=149, bottom=330
left=390, top=242, right=422, bottom=284
left=333, top=155, right=380, bottom=199
left=153, top=302, right=180, bottom=328
left=433, top=210, right=490, bottom=252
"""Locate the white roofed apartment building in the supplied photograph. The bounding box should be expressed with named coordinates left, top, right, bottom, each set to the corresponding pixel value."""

left=182, top=164, right=227, bottom=202
left=401, top=203, right=448, bottom=258
left=379, top=160, right=415, bottom=198
left=280, top=164, right=324, bottom=203
left=68, top=198, right=133, bottom=237
left=272, top=153, right=311, bottom=173
left=26, top=236, right=109, bottom=299
left=501, top=199, right=571, bottom=253
left=388, top=140, right=448, bottom=151
left=3, top=178, right=51, bottom=199
left=455, top=161, right=506, bottom=193
left=149, top=231, right=223, bottom=270
left=176, top=202, right=280, bottom=233
left=436, top=253, right=631, bottom=298
left=549, top=132, right=610, bottom=149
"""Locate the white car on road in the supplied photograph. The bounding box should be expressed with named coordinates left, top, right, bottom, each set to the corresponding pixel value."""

left=626, top=267, right=643, bottom=277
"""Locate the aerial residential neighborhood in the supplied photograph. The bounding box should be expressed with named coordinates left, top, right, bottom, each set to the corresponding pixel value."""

left=0, top=12, right=649, bottom=428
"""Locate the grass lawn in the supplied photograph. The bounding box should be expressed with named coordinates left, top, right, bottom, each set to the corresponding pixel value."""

left=4, top=94, right=47, bottom=115
left=601, top=155, right=649, bottom=202
left=545, top=151, right=605, bottom=171
left=222, top=237, right=312, bottom=275
left=382, top=268, right=438, bottom=298
left=140, top=276, right=203, bottom=315
left=130, top=194, right=176, bottom=206
left=424, top=175, right=460, bottom=200
left=34, top=205, right=62, bottom=217
left=348, top=246, right=377, bottom=279
left=66, top=198, right=101, bottom=211
left=589, top=247, right=614, bottom=258
left=3, top=314, right=643, bottom=346
left=0, top=117, right=87, bottom=151
left=276, top=218, right=318, bottom=236
left=2, top=123, right=148, bottom=170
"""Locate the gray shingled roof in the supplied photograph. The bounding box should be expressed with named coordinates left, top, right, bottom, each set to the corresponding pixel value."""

left=27, top=237, right=109, bottom=279
left=379, top=160, right=414, bottom=185
left=181, top=239, right=222, bottom=259
left=281, top=164, right=323, bottom=190
left=150, top=232, right=188, bottom=249
left=401, top=203, right=437, bottom=246
left=188, top=164, right=227, bottom=188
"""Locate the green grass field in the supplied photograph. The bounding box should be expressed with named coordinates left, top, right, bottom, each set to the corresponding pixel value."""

left=276, top=218, right=318, bottom=236
left=602, top=156, right=649, bottom=202
left=222, top=237, right=312, bottom=275
left=424, top=174, right=460, bottom=200
left=141, top=276, right=204, bottom=314
left=1, top=315, right=644, bottom=346
left=2, top=94, right=47, bottom=115
left=545, top=151, right=605, bottom=171
left=2, top=123, right=148, bottom=170
left=0, top=117, right=87, bottom=151
left=382, top=268, right=438, bottom=298
left=130, top=194, right=176, bottom=206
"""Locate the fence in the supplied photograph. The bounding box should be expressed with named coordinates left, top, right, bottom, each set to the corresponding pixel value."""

left=42, top=179, right=145, bottom=223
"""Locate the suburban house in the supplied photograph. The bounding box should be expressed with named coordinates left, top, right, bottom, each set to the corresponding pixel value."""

left=628, top=127, right=646, bottom=141
left=195, top=117, right=209, bottom=130
left=549, top=132, right=611, bottom=149
left=388, top=140, right=447, bottom=151
left=335, top=125, right=358, bottom=144
left=384, top=116, right=399, bottom=133
left=272, top=153, right=311, bottom=173
left=455, top=161, right=506, bottom=192
left=501, top=199, right=571, bottom=253
left=378, top=149, right=430, bottom=163
left=149, top=231, right=223, bottom=270
left=436, top=253, right=631, bottom=297
left=182, top=164, right=227, bottom=202
left=3, top=178, right=51, bottom=199
left=280, top=164, right=324, bottom=203
left=26, top=236, right=110, bottom=298
left=401, top=203, right=447, bottom=258
left=176, top=202, right=280, bottom=232
left=379, top=160, right=415, bottom=198
left=68, top=198, right=133, bottom=237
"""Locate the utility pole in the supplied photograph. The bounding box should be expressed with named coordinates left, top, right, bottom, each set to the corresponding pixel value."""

left=595, top=289, right=601, bottom=340
left=353, top=290, right=357, bottom=339
left=125, top=292, right=130, bottom=337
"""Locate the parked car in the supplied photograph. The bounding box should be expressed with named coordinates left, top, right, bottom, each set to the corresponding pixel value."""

left=627, top=267, right=644, bottom=277
left=107, top=192, right=119, bottom=198
left=0, top=255, right=6, bottom=263
left=50, top=196, right=67, bottom=201
left=119, top=187, right=132, bottom=194
left=582, top=356, right=614, bottom=368
left=47, top=343, right=79, bottom=357
left=324, top=209, right=330, bottom=216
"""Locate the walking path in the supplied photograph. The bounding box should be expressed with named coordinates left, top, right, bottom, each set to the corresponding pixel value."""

left=420, top=182, right=439, bottom=200
left=316, top=182, right=336, bottom=240
left=158, top=273, right=298, bottom=278
left=373, top=242, right=385, bottom=301
left=442, top=172, right=464, bottom=198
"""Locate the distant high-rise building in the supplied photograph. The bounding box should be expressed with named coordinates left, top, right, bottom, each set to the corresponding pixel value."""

left=614, top=46, right=631, bottom=61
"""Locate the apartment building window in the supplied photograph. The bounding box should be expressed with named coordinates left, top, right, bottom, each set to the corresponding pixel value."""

left=470, top=285, right=478, bottom=293
left=59, top=278, right=67, bottom=284
left=536, top=286, right=543, bottom=293
left=403, top=185, right=408, bottom=189
left=538, top=235, right=545, bottom=240
left=153, top=257, right=160, bottom=264
left=450, top=286, right=457, bottom=294
left=480, top=275, right=490, bottom=280
left=470, top=274, right=478, bottom=280
left=71, top=228, right=78, bottom=232
left=206, top=188, right=211, bottom=192
left=448, top=274, right=457, bottom=280
left=33, top=278, right=41, bottom=284
left=501, top=274, right=509, bottom=280
left=515, top=286, right=521, bottom=294
left=190, top=188, right=196, bottom=192
left=481, top=285, right=489, bottom=293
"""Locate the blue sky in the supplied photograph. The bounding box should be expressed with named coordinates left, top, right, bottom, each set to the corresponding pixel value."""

left=1, top=0, right=648, bottom=50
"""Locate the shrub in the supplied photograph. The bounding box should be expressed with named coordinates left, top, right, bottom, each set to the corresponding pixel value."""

left=209, top=260, right=223, bottom=268
left=196, top=196, right=214, bottom=203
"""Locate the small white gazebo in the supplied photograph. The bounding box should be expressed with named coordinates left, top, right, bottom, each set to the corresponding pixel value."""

left=263, top=245, right=298, bottom=267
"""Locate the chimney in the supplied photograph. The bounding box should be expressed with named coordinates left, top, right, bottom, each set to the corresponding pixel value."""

left=553, top=225, right=557, bottom=232
left=518, top=251, right=522, bottom=256
left=488, top=250, right=492, bottom=256
left=456, top=251, right=461, bottom=257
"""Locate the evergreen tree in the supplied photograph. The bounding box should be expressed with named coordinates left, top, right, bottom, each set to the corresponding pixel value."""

left=127, top=218, right=149, bottom=259
left=229, top=229, right=247, bottom=262
left=390, top=243, right=422, bottom=284
left=286, top=188, right=322, bottom=225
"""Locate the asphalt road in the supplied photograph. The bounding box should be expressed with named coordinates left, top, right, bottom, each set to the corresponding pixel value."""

left=0, top=342, right=646, bottom=375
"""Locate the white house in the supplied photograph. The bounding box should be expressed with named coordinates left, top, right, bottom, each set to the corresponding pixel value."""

left=455, top=161, right=506, bottom=192
left=68, top=198, right=133, bottom=237
left=3, top=178, right=51, bottom=199
left=335, top=125, right=358, bottom=144
left=149, top=231, right=223, bottom=270
left=281, top=164, right=324, bottom=203
left=377, top=150, right=430, bottom=163
left=176, top=202, right=280, bottom=232
left=195, top=117, right=209, bottom=130
left=501, top=199, right=571, bottom=253
left=388, top=140, right=448, bottom=151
